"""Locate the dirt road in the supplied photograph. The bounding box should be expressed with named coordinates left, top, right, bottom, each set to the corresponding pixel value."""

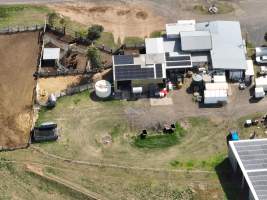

left=0, top=32, right=39, bottom=148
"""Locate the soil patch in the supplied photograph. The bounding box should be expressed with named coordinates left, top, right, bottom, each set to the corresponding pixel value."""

left=48, top=2, right=165, bottom=41
left=0, top=32, right=39, bottom=148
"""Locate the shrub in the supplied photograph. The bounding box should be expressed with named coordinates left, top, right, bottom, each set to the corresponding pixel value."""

left=87, top=24, right=104, bottom=41
left=87, top=46, right=102, bottom=68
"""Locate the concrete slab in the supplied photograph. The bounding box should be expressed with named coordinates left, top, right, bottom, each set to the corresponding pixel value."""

left=150, top=97, right=173, bottom=106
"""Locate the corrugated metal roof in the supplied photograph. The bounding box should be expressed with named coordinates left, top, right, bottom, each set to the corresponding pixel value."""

left=229, top=139, right=267, bottom=200
left=43, top=48, right=60, bottom=60
left=166, top=20, right=196, bottom=37
left=180, top=31, right=212, bottom=51
left=145, top=38, right=164, bottom=54
left=245, top=60, right=254, bottom=76
left=196, top=21, right=247, bottom=70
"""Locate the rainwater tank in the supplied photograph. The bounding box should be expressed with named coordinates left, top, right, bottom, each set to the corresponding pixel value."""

left=95, top=80, right=112, bottom=98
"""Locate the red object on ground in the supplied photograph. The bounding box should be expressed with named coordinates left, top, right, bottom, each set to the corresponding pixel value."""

left=160, top=88, right=168, bottom=96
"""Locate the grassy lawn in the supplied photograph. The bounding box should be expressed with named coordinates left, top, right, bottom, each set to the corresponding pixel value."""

left=95, top=32, right=117, bottom=49
left=134, top=123, right=186, bottom=149
left=124, top=36, right=144, bottom=46
left=0, top=5, right=50, bottom=28
left=0, top=158, right=87, bottom=200
left=149, top=30, right=163, bottom=38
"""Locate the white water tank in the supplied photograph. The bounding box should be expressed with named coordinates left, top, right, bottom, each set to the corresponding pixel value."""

left=95, top=80, right=111, bottom=98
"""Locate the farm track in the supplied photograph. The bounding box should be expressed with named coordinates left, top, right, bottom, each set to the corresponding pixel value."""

left=27, top=167, right=109, bottom=200
left=30, top=146, right=215, bottom=174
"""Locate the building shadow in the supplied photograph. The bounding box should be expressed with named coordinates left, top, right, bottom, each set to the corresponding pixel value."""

left=198, top=102, right=224, bottom=108
left=215, top=158, right=243, bottom=200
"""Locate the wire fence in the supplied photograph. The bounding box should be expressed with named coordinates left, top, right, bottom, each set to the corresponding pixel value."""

left=0, top=24, right=44, bottom=34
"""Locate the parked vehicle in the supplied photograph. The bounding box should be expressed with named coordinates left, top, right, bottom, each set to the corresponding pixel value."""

left=32, top=122, right=58, bottom=142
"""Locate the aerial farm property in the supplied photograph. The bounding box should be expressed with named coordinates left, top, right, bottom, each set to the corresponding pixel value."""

left=2, top=1, right=267, bottom=200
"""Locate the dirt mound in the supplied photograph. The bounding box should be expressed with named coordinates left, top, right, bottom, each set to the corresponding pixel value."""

left=0, top=32, right=39, bottom=148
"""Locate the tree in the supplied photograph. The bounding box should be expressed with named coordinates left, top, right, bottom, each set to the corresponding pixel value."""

left=59, top=17, right=66, bottom=27
left=87, top=24, right=104, bottom=41
left=87, top=46, right=102, bottom=69
left=47, top=12, right=59, bottom=27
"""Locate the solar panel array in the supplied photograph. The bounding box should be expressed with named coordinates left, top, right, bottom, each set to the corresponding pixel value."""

left=165, top=53, right=192, bottom=68
left=155, top=64, right=163, bottom=78
left=234, top=140, right=267, bottom=171
left=165, top=53, right=191, bottom=61
left=115, top=65, right=154, bottom=81
left=247, top=171, right=267, bottom=199
left=114, top=55, right=134, bottom=65
left=232, top=140, right=267, bottom=200
left=166, top=61, right=192, bottom=67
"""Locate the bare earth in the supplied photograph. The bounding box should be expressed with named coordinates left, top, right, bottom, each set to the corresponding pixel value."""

left=38, top=76, right=83, bottom=95
left=47, top=1, right=166, bottom=41
left=46, top=0, right=267, bottom=45
left=0, top=32, right=39, bottom=148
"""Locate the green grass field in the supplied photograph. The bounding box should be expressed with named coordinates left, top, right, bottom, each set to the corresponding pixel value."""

left=0, top=5, right=50, bottom=28
left=124, top=36, right=144, bottom=46
left=3, top=90, right=264, bottom=199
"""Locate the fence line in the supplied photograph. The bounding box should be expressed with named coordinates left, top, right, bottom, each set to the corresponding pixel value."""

left=0, top=24, right=44, bottom=34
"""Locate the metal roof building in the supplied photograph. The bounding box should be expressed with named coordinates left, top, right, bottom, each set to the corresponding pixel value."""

left=196, top=21, right=247, bottom=70
left=180, top=31, right=212, bottom=51
left=229, top=139, right=267, bottom=200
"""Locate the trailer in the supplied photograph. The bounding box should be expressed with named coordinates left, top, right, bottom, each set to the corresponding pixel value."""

left=205, top=82, right=228, bottom=91
left=204, top=89, right=227, bottom=104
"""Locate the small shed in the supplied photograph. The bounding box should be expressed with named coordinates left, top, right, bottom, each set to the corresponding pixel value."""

left=42, top=48, right=60, bottom=67
left=245, top=60, right=254, bottom=82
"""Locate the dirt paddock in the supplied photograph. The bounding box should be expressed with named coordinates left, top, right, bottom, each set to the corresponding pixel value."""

left=0, top=32, right=40, bottom=148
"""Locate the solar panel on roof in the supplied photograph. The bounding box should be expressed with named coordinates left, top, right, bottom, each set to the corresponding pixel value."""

left=155, top=64, right=163, bottom=78
left=113, top=55, right=134, bottom=65
left=166, top=61, right=191, bottom=66
left=115, top=65, right=155, bottom=81
left=231, top=139, right=267, bottom=200
left=165, top=53, right=191, bottom=61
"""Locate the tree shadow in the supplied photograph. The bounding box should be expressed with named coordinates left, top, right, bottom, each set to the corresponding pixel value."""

left=215, top=158, right=245, bottom=200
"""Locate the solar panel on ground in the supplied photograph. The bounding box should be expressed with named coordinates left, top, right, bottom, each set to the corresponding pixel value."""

left=115, top=65, right=155, bottom=81
left=114, top=55, right=134, bottom=65
left=155, top=64, right=163, bottom=78
left=166, top=61, right=191, bottom=67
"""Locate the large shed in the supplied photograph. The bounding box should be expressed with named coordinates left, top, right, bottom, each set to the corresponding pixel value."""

left=229, top=139, right=267, bottom=200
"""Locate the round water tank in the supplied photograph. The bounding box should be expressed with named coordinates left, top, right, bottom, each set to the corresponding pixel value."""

left=95, top=80, right=111, bottom=98
left=192, top=74, right=203, bottom=83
